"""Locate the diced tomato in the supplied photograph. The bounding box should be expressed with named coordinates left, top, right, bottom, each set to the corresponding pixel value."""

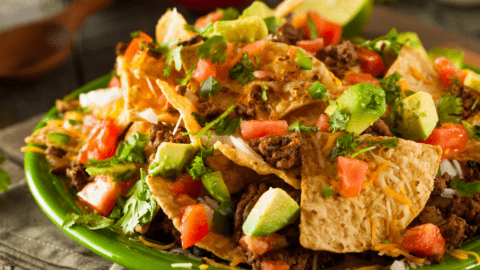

left=78, top=117, right=120, bottom=164
left=315, top=114, right=331, bottom=133
left=306, top=11, right=342, bottom=46
left=83, top=114, right=97, bottom=130
left=157, top=94, right=173, bottom=108
left=337, top=156, right=368, bottom=198
left=119, top=179, right=135, bottom=197
left=77, top=175, right=122, bottom=216
left=240, top=120, right=289, bottom=141
left=194, top=10, right=223, bottom=29
left=288, top=47, right=298, bottom=59
left=422, top=123, right=468, bottom=160
left=355, top=47, right=387, bottom=77
left=346, top=73, right=380, bottom=86
left=108, top=77, right=121, bottom=88
left=296, top=39, right=324, bottom=53
left=435, top=56, right=462, bottom=88
left=181, top=204, right=210, bottom=249
left=241, top=40, right=265, bottom=56
left=262, top=261, right=290, bottom=270
left=402, top=223, right=446, bottom=257
left=171, top=174, right=203, bottom=199
left=192, top=59, right=217, bottom=83
left=124, top=32, right=153, bottom=63
left=240, top=234, right=288, bottom=256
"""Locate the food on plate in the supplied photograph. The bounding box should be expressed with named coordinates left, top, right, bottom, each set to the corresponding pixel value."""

left=23, top=0, right=480, bottom=269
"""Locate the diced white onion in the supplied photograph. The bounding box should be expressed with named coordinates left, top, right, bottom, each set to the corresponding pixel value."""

left=229, top=136, right=265, bottom=164
left=390, top=260, right=406, bottom=270
left=79, top=86, right=123, bottom=107
left=203, top=135, right=232, bottom=146
left=440, top=159, right=458, bottom=178
left=138, top=108, right=158, bottom=124
left=185, top=91, right=199, bottom=103
left=172, top=114, right=183, bottom=135
left=441, top=188, right=458, bottom=198
left=145, top=77, right=158, bottom=98
left=198, top=198, right=214, bottom=229
left=171, top=263, right=192, bottom=268
left=203, top=196, right=219, bottom=210
left=452, top=159, right=464, bottom=179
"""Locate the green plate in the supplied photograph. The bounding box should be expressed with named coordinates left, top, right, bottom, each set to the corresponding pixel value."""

left=24, top=73, right=480, bottom=270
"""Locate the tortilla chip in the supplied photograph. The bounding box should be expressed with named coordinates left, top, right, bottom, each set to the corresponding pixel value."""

left=155, top=8, right=193, bottom=44
left=300, top=132, right=442, bottom=253
left=146, top=175, right=244, bottom=262
left=385, top=46, right=447, bottom=100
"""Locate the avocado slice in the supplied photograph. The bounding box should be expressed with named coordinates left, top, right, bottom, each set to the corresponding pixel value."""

left=397, top=91, right=438, bottom=140
left=325, top=83, right=387, bottom=135
left=86, top=162, right=136, bottom=179
left=242, top=188, right=300, bottom=237
left=211, top=17, right=268, bottom=44
left=148, top=142, right=196, bottom=178
left=464, top=69, right=480, bottom=92
left=427, top=47, right=464, bottom=70
left=201, top=171, right=231, bottom=203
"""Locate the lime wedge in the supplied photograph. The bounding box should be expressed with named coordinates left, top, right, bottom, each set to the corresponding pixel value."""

left=212, top=17, right=268, bottom=44
left=295, top=0, right=374, bottom=38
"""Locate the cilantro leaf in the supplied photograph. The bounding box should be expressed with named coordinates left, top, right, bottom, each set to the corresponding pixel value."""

left=188, top=155, right=214, bottom=179
left=379, top=72, right=403, bottom=105
left=75, top=107, right=91, bottom=114
left=192, top=112, right=206, bottom=127
left=289, top=119, right=320, bottom=133
left=451, top=178, right=480, bottom=196
left=63, top=212, right=115, bottom=230
left=472, top=97, right=479, bottom=110
left=116, top=132, right=149, bottom=163
left=322, top=186, right=333, bottom=198
left=196, top=102, right=237, bottom=140
left=229, top=53, right=258, bottom=85
left=462, top=121, right=480, bottom=142
left=360, top=28, right=403, bottom=56
left=213, top=117, right=242, bottom=136
left=141, top=40, right=183, bottom=77
left=200, top=76, right=223, bottom=99
left=184, top=23, right=213, bottom=38
left=308, top=81, right=328, bottom=100
left=437, top=93, right=463, bottom=125
left=197, top=35, right=227, bottom=64
left=218, top=7, right=240, bottom=20
left=328, top=106, right=350, bottom=133
left=115, top=169, right=157, bottom=234
left=177, top=65, right=196, bottom=86
left=328, top=132, right=361, bottom=161
left=296, top=49, right=312, bottom=70
left=364, top=137, right=400, bottom=149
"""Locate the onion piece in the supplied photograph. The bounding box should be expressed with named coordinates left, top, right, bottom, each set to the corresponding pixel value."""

left=229, top=136, right=265, bottom=164
left=202, top=135, right=232, bottom=146
left=138, top=108, right=158, bottom=124
left=172, top=114, right=183, bottom=135
left=440, top=159, right=457, bottom=178
left=79, top=86, right=122, bottom=107
left=185, top=91, right=199, bottom=103
left=441, top=188, right=458, bottom=198
left=452, top=159, right=464, bottom=179
left=390, top=260, right=406, bottom=270
left=198, top=198, right=214, bottom=229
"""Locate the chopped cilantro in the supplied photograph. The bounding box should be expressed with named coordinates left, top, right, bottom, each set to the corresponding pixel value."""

left=360, top=28, right=403, bottom=57
left=288, top=119, right=319, bottom=133
left=213, top=117, right=242, bottom=136
left=196, top=102, right=237, bottom=140
left=68, top=119, right=83, bottom=125
left=308, top=81, right=328, bottom=100
left=379, top=72, right=403, bottom=105
left=306, top=13, right=319, bottom=39
left=296, top=49, right=312, bottom=70
left=437, top=93, right=463, bottom=125
left=328, top=104, right=350, bottom=133
left=63, top=212, right=115, bottom=230
left=200, top=76, right=223, bottom=99
left=451, top=178, right=480, bottom=196
left=229, top=53, right=258, bottom=85
left=140, top=39, right=183, bottom=77
left=184, top=23, right=213, bottom=37
left=364, top=137, right=400, bottom=149
left=462, top=121, right=480, bottom=142
left=177, top=65, right=196, bottom=86
left=322, top=186, right=333, bottom=198
left=188, top=155, right=214, bottom=179
left=197, top=35, right=227, bottom=64
left=328, top=132, right=399, bottom=161
left=472, top=97, right=479, bottom=110
left=192, top=112, right=206, bottom=127
left=218, top=7, right=240, bottom=20
left=261, top=85, right=268, bottom=102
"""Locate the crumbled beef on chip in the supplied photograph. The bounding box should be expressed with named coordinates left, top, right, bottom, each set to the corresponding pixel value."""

left=235, top=103, right=256, bottom=120
left=55, top=99, right=80, bottom=113
left=316, top=40, right=358, bottom=79
left=149, top=122, right=190, bottom=152
left=432, top=173, right=451, bottom=196
left=272, top=22, right=304, bottom=46
left=66, top=164, right=93, bottom=191
left=361, top=119, right=394, bottom=137
left=450, top=84, right=480, bottom=119
left=465, top=160, right=480, bottom=182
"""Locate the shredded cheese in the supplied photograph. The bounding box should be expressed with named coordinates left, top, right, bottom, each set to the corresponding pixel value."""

left=47, top=120, right=64, bottom=127
left=372, top=161, right=391, bottom=187
left=62, top=128, right=87, bottom=140
left=372, top=243, right=425, bottom=264
left=322, top=132, right=343, bottom=156
left=384, top=186, right=416, bottom=214
left=410, top=67, right=434, bottom=85
left=202, top=257, right=241, bottom=270
left=466, top=251, right=480, bottom=263
left=145, top=77, right=159, bottom=98
left=138, top=236, right=175, bottom=250
left=400, top=187, right=407, bottom=197
left=21, top=146, right=46, bottom=154
left=64, top=111, right=84, bottom=121
left=447, top=249, right=480, bottom=263
left=329, top=71, right=343, bottom=86
left=371, top=216, right=376, bottom=245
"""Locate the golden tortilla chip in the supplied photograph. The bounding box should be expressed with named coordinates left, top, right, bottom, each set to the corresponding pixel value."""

left=300, top=132, right=442, bottom=253
left=155, top=8, right=193, bottom=44
left=146, top=175, right=244, bottom=262
left=385, top=46, right=447, bottom=100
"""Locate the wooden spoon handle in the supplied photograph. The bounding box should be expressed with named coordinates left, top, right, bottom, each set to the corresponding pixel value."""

left=56, top=0, right=117, bottom=32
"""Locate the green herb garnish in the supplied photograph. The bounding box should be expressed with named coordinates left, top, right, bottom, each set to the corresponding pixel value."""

left=229, top=53, right=258, bottom=85
left=197, top=35, right=227, bottom=64
left=437, top=93, right=463, bottom=125
left=308, top=81, right=328, bottom=100
left=288, top=119, right=319, bottom=133
left=296, top=49, right=312, bottom=70
left=200, top=76, right=223, bottom=99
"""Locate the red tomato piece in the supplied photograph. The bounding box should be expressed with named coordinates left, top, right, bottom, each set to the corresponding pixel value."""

left=346, top=73, right=380, bottom=86
left=315, top=114, right=331, bottom=133
left=356, top=47, right=387, bottom=77
left=240, top=120, right=289, bottom=141
left=337, top=156, right=368, bottom=198
left=307, top=11, right=342, bottom=46
left=171, top=174, right=203, bottom=199
left=192, top=59, right=217, bottom=83
left=434, top=56, right=460, bottom=88
left=296, top=38, right=325, bottom=53
left=241, top=40, right=265, bottom=56
left=422, top=123, right=468, bottom=160
left=124, top=32, right=153, bottom=63
left=402, top=223, right=446, bottom=257
left=181, top=204, right=210, bottom=249
left=83, top=114, right=97, bottom=130
left=108, top=77, right=121, bottom=88
left=194, top=10, right=223, bottom=29
left=240, top=234, right=288, bottom=256
left=288, top=47, right=298, bottom=59
left=77, top=175, right=122, bottom=216
left=157, top=94, right=173, bottom=108
left=262, top=261, right=290, bottom=270
left=78, top=117, right=120, bottom=164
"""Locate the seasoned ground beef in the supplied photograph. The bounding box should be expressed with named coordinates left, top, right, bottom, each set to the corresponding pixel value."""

left=235, top=103, right=256, bottom=120
left=115, top=42, right=128, bottom=56
left=197, top=102, right=224, bottom=123
left=249, top=132, right=304, bottom=170
left=438, top=214, right=469, bottom=248
left=450, top=84, right=480, bottom=119
left=55, top=99, right=80, bottom=113
left=316, top=40, right=358, bottom=79
left=361, top=119, right=394, bottom=137
left=465, top=161, right=480, bottom=182
left=145, top=210, right=182, bottom=245
left=272, top=22, right=304, bottom=46
left=175, top=85, right=187, bottom=96
left=179, top=35, right=203, bottom=47
left=432, top=173, right=451, bottom=196
left=418, top=205, right=444, bottom=225
left=149, top=122, right=190, bottom=152
left=46, top=146, right=66, bottom=158
left=66, top=165, right=92, bottom=191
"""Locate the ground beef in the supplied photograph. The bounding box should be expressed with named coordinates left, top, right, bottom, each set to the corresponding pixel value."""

left=432, top=173, right=451, bottom=196
left=46, top=146, right=66, bottom=158
left=235, top=103, right=256, bottom=120
left=272, top=22, right=304, bottom=46
left=361, top=119, right=394, bottom=137
left=55, top=99, right=80, bottom=113
left=464, top=160, right=480, bottom=182
left=179, top=35, right=203, bottom=47
left=197, top=102, right=224, bottom=123
left=438, top=214, right=469, bottom=249
left=66, top=165, right=92, bottom=191
left=418, top=205, right=444, bottom=225
left=46, top=146, right=70, bottom=175
left=249, top=133, right=304, bottom=170
left=429, top=253, right=444, bottom=264
left=115, top=42, right=128, bottom=56
left=450, top=84, right=480, bottom=119
left=316, top=40, right=358, bottom=79
left=445, top=193, right=480, bottom=224
left=145, top=211, right=182, bottom=245
left=175, top=85, right=187, bottom=96
left=149, top=122, right=190, bottom=152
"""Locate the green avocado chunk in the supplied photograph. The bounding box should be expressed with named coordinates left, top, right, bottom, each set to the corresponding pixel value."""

left=86, top=163, right=136, bottom=178
left=396, top=91, right=438, bottom=140
left=201, top=171, right=231, bottom=203
left=148, top=142, right=196, bottom=178
left=242, top=188, right=300, bottom=237
left=427, top=47, right=464, bottom=70
left=325, top=83, right=387, bottom=135
left=464, top=69, right=480, bottom=92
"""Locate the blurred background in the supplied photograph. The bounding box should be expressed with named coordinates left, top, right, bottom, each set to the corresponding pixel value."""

left=0, top=0, right=479, bottom=129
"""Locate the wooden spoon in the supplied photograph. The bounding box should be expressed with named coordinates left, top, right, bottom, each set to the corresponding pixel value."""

left=0, top=0, right=116, bottom=79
